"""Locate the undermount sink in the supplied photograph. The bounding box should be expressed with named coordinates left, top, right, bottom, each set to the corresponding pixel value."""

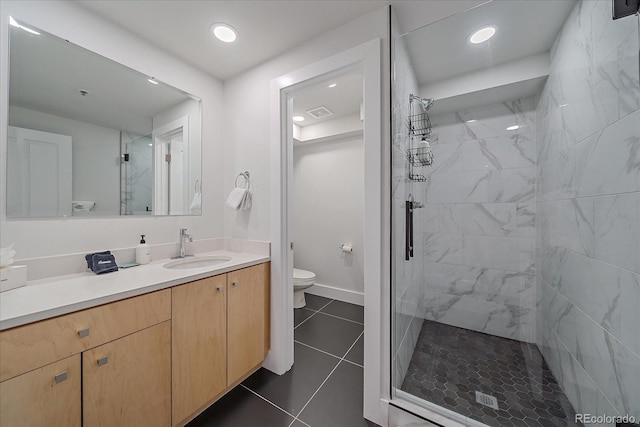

left=163, top=256, right=232, bottom=270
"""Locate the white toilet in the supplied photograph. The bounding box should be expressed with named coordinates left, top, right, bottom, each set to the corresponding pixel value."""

left=293, top=268, right=316, bottom=309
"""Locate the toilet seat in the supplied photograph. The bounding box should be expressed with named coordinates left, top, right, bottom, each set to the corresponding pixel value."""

left=293, top=268, right=315, bottom=309
left=293, top=268, right=315, bottom=286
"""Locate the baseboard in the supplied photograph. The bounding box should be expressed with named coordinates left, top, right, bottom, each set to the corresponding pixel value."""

left=305, top=282, right=364, bottom=306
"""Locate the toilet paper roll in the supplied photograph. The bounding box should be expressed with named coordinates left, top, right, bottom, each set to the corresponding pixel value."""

left=341, top=244, right=353, bottom=253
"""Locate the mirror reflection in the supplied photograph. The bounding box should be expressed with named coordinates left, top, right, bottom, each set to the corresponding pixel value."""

left=6, top=18, right=202, bottom=218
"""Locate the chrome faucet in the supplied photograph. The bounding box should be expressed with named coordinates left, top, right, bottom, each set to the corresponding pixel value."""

left=178, top=228, right=193, bottom=258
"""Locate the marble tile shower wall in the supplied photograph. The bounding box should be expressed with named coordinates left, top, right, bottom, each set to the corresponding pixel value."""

left=120, top=133, right=153, bottom=215
left=421, top=97, right=537, bottom=343
left=391, top=26, right=425, bottom=389
left=536, top=0, right=639, bottom=423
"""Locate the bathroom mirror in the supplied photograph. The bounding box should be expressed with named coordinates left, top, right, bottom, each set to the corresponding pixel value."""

left=6, top=18, right=202, bottom=218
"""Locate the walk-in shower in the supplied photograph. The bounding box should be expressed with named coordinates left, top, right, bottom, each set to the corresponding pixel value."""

left=390, top=1, right=640, bottom=426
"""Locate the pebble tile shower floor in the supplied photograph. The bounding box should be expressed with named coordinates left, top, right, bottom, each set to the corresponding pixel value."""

left=401, top=320, right=581, bottom=427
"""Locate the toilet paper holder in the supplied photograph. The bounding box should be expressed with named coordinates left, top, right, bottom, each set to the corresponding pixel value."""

left=339, top=244, right=353, bottom=253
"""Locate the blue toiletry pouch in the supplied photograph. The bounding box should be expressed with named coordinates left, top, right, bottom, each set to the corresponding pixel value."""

left=90, top=253, right=119, bottom=274
left=85, top=251, right=111, bottom=269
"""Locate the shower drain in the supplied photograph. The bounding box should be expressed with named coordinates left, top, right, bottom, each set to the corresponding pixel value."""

left=475, top=391, right=499, bottom=410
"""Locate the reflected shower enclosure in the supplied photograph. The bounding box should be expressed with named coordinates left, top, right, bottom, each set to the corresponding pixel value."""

left=390, top=1, right=640, bottom=426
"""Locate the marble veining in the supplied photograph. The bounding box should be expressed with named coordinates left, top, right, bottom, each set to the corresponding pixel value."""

left=536, top=0, right=640, bottom=421
left=419, top=96, right=538, bottom=343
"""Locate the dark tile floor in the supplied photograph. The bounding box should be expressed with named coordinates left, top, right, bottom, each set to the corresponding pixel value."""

left=401, top=320, right=581, bottom=427
left=189, top=294, right=377, bottom=427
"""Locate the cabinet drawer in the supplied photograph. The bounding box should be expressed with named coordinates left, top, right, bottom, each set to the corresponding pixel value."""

left=0, top=289, right=170, bottom=382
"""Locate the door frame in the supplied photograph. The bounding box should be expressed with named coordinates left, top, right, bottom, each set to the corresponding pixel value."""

left=152, top=116, right=189, bottom=215
left=268, top=38, right=383, bottom=424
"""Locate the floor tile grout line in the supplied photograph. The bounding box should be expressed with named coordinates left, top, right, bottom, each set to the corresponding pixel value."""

left=341, top=330, right=364, bottom=360
left=293, top=331, right=365, bottom=422
left=240, top=384, right=300, bottom=421
left=294, top=340, right=344, bottom=361
left=314, top=310, right=364, bottom=326
left=287, top=416, right=312, bottom=427
left=294, top=309, right=320, bottom=330
left=293, top=298, right=334, bottom=329
left=315, top=299, right=335, bottom=312
left=341, top=357, right=364, bottom=369
left=292, top=355, right=343, bottom=421
left=294, top=331, right=364, bottom=421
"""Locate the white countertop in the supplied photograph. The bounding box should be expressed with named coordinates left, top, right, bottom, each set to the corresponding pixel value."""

left=0, top=250, right=269, bottom=331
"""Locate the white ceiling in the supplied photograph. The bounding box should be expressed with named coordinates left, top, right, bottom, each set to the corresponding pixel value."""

left=78, top=0, right=388, bottom=81
left=292, top=72, right=363, bottom=127
left=404, top=0, right=576, bottom=86
left=76, top=0, right=490, bottom=81
left=9, top=23, right=194, bottom=135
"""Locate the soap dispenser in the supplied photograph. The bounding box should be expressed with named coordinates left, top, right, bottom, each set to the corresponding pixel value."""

left=136, top=235, right=151, bottom=265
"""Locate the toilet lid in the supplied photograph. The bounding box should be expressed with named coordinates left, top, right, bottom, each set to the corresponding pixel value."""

left=293, top=268, right=315, bottom=281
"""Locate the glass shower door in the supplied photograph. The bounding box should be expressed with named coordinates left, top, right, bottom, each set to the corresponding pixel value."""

left=390, top=2, right=640, bottom=427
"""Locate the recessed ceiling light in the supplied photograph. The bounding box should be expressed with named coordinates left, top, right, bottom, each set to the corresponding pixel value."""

left=328, top=83, right=337, bottom=88
left=293, top=116, right=305, bottom=122
left=210, top=23, right=237, bottom=43
left=466, top=119, right=477, bottom=123
left=506, top=125, right=520, bottom=131
left=147, top=78, right=159, bottom=85
left=9, top=16, right=40, bottom=35
left=469, top=26, right=496, bottom=44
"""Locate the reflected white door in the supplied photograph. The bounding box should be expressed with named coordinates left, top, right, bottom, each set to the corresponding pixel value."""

left=7, top=126, right=72, bottom=217
left=152, top=116, right=189, bottom=215
left=168, top=138, right=187, bottom=215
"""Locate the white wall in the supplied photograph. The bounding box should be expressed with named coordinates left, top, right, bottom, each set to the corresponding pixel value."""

left=0, top=0, right=224, bottom=259
left=8, top=105, right=122, bottom=215
left=293, top=136, right=364, bottom=295
left=222, top=7, right=390, bottom=241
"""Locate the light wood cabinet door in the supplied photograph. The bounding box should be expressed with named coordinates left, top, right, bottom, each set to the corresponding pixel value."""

left=171, top=274, right=227, bottom=426
left=0, top=355, right=80, bottom=427
left=227, top=263, right=270, bottom=385
left=0, top=289, right=170, bottom=382
left=83, top=321, right=171, bottom=427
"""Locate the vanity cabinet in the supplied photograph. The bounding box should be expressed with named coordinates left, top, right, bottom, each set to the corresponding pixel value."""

left=171, top=274, right=227, bottom=426
left=0, top=261, right=270, bottom=427
left=83, top=321, right=171, bottom=427
left=0, top=289, right=171, bottom=427
left=172, top=262, right=270, bottom=426
left=227, top=263, right=270, bottom=385
left=0, top=355, right=81, bottom=427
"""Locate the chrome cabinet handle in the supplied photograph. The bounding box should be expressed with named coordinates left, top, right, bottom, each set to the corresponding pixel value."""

left=217, top=286, right=224, bottom=292
left=54, top=371, right=68, bottom=383
left=97, top=356, right=108, bottom=367
left=78, top=328, right=90, bottom=338
left=232, top=281, right=239, bottom=287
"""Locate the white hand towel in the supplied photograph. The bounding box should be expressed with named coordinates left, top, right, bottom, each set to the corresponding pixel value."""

left=240, top=190, right=252, bottom=210
left=225, top=187, right=247, bottom=210
left=189, top=192, right=202, bottom=214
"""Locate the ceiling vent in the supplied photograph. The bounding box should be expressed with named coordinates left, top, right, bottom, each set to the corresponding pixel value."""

left=306, top=106, right=333, bottom=119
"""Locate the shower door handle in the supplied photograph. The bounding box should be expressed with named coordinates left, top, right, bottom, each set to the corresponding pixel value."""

left=406, top=200, right=414, bottom=260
